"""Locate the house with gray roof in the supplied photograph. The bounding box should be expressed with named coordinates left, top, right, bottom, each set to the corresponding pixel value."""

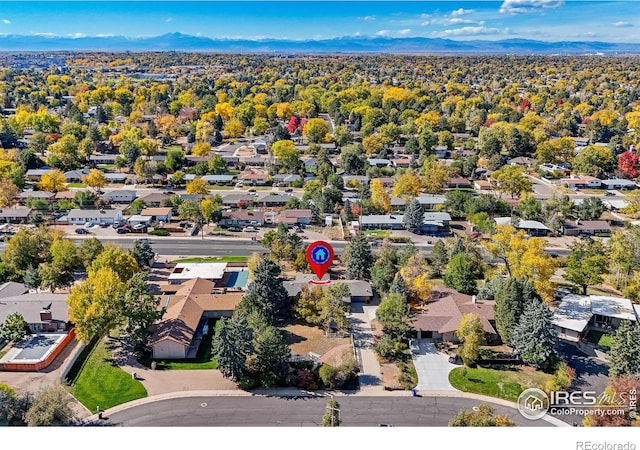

left=0, top=293, right=69, bottom=333
left=0, top=208, right=32, bottom=223
left=284, top=274, right=373, bottom=304
left=66, top=208, right=123, bottom=225
left=102, top=190, right=137, bottom=204
left=600, top=178, right=638, bottom=190
left=495, top=216, right=551, bottom=236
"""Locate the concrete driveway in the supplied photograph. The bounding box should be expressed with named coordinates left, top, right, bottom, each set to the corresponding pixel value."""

left=411, top=339, right=459, bottom=392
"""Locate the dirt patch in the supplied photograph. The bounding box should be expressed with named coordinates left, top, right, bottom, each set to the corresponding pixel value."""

left=319, top=344, right=353, bottom=367
left=281, top=323, right=350, bottom=357
left=380, top=363, right=402, bottom=389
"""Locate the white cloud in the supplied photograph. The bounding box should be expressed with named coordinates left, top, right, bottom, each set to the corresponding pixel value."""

left=96, top=33, right=115, bottom=38
left=1, top=19, right=10, bottom=25
left=33, top=32, right=56, bottom=37
left=614, top=21, right=634, bottom=28
left=499, top=0, right=564, bottom=15
left=375, top=29, right=390, bottom=36
left=165, top=18, right=173, bottom=23
left=421, top=21, right=430, bottom=26
left=68, top=33, right=86, bottom=38
left=451, top=8, right=475, bottom=17
left=420, top=14, right=431, bottom=19
left=359, top=15, right=376, bottom=21
left=436, top=26, right=502, bottom=37
left=444, top=18, right=485, bottom=26
left=398, top=29, right=412, bottom=36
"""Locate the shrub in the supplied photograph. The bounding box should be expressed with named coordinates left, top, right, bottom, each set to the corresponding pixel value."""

left=148, top=229, right=170, bottom=236
left=374, top=335, right=396, bottom=359
left=296, top=368, right=315, bottom=389
left=319, top=364, right=337, bottom=387
left=238, top=376, right=257, bottom=390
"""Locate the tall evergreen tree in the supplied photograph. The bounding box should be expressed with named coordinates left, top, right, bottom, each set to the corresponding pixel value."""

left=212, top=318, right=246, bottom=381
left=430, top=239, right=449, bottom=276
left=403, top=197, right=424, bottom=234
left=130, top=240, right=155, bottom=269
left=389, top=272, right=409, bottom=299
left=608, top=320, right=640, bottom=378
left=510, top=300, right=559, bottom=371
left=245, top=259, right=290, bottom=320
left=345, top=232, right=373, bottom=281
left=23, top=265, right=41, bottom=291
left=494, top=277, right=523, bottom=345
left=251, top=325, right=291, bottom=386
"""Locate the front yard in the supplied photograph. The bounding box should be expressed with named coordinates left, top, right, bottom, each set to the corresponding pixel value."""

left=281, top=321, right=351, bottom=361
left=67, top=335, right=147, bottom=411
left=449, top=365, right=553, bottom=402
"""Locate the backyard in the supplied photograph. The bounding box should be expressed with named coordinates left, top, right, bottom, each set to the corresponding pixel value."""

left=586, top=330, right=613, bottom=351
left=281, top=321, right=351, bottom=361
left=449, top=365, right=553, bottom=402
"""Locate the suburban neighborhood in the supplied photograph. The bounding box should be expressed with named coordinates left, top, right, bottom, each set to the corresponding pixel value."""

left=1, top=37, right=640, bottom=433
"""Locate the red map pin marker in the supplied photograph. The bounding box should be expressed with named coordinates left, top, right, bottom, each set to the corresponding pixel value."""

left=306, top=241, right=334, bottom=284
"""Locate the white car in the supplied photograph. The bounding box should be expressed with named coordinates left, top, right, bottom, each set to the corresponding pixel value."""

left=84, top=222, right=94, bottom=228
left=242, top=226, right=257, bottom=232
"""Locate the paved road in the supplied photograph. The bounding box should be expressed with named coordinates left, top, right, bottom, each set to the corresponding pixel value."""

left=101, top=395, right=555, bottom=427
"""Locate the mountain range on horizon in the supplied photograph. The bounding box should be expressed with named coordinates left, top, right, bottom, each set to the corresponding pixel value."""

left=0, top=32, right=639, bottom=54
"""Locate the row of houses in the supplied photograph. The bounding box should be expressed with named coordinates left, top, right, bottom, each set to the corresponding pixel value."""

left=561, top=176, right=638, bottom=191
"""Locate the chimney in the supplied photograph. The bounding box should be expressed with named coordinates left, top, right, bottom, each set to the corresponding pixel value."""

left=40, top=309, right=52, bottom=321
left=471, top=295, right=477, bottom=304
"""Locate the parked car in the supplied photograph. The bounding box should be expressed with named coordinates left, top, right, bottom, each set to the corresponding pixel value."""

left=242, top=226, right=257, bottom=232
left=112, top=221, right=125, bottom=229
left=98, top=221, right=109, bottom=228
left=75, top=228, right=90, bottom=234
left=116, top=227, right=130, bottom=234
left=448, top=353, right=460, bottom=364
left=248, top=187, right=256, bottom=193
left=605, top=191, right=615, bottom=196
left=84, top=222, right=94, bottom=228
left=285, top=188, right=293, bottom=192
left=133, top=224, right=147, bottom=230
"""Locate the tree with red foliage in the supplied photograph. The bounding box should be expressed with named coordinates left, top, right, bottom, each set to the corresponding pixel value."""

left=618, top=151, right=639, bottom=179
left=287, top=116, right=299, bottom=134
left=583, top=375, right=640, bottom=427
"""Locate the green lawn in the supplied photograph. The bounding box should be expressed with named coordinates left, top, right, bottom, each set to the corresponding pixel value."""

left=449, top=366, right=553, bottom=402
left=97, top=164, right=116, bottom=171
left=68, top=183, right=86, bottom=188
left=586, top=330, right=613, bottom=351
left=364, top=230, right=391, bottom=238
left=69, top=335, right=147, bottom=412
left=172, top=256, right=249, bottom=263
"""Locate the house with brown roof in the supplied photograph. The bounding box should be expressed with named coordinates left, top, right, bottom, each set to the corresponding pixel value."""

left=150, top=278, right=243, bottom=359
left=445, top=177, right=472, bottom=189
left=277, top=209, right=312, bottom=226
left=474, top=180, right=492, bottom=191
left=562, top=220, right=611, bottom=236
left=238, top=169, right=268, bottom=185
left=140, top=192, right=172, bottom=207
left=411, top=286, right=497, bottom=343
left=0, top=208, right=32, bottom=224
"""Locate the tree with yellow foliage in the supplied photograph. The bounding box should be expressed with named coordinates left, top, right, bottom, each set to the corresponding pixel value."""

left=399, top=254, right=433, bottom=305
left=485, top=225, right=558, bottom=302
left=191, top=142, right=212, bottom=157
left=186, top=178, right=210, bottom=195
left=38, top=169, right=67, bottom=192
left=421, top=158, right=449, bottom=194
left=215, top=102, right=234, bottom=122
left=362, top=133, right=387, bottom=156
left=0, top=180, right=18, bottom=206
left=303, top=118, right=329, bottom=144
left=81, top=169, right=107, bottom=194
left=393, top=169, right=421, bottom=198
left=224, top=118, right=245, bottom=138
left=370, top=179, right=391, bottom=213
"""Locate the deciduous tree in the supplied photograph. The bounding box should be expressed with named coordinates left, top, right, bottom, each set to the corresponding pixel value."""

left=0, top=312, right=28, bottom=343
left=38, top=169, right=67, bottom=192
left=457, top=313, right=485, bottom=365
left=565, top=239, right=609, bottom=295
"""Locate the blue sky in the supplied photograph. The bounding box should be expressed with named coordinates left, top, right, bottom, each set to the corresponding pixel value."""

left=0, top=1, right=638, bottom=42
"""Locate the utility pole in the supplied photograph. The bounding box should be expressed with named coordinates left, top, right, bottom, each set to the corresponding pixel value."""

left=324, top=395, right=341, bottom=427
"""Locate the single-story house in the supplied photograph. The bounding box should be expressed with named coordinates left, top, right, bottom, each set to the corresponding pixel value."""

left=561, top=176, right=602, bottom=190
left=272, top=174, right=302, bottom=186
left=276, top=209, right=312, bottom=226
left=238, top=169, right=268, bottom=185
left=366, top=158, right=392, bottom=168
left=423, top=212, right=451, bottom=227
left=89, top=154, right=117, bottom=165
left=284, top=274, right=373, bottom=304
left=168, top=263, right=228, bottom=285
left=66, top=209, right=123, bottom=225
left=0, top=208, right=32, bottom=223
left=16, top=191, right=56, bottom=204
left=433, top=146, right=448, bottom=159
left=63, top=169, right=90, bottom=182
left=604, top=199, right=628, bottom=211
left=360, top=214, right=405, bottom=230
left=342, top=175, right=369, bottom=188
left=127, top=215, right=153, bottom=227
left=563, top=220, right=611, bottom=236
left=417, top=196, right=446, bottom=211
left=140, top=192, right=171, bottom=207
left=0, top=293, right=69, bottom=333
left=150, top=278, right=243, bottom=359
left=571, top=137, right=590, bottom=147
left=255, top=194, right=292, bottom=208
left=140, top=207, right=172, bottom=223
left=392, top=157, right=412, bottom=169
left=411, top=286, right=497, bottom=343
left=600, top=178, right=637, bottom=191
left=201, top=175, right=235, bottom=185
left=103, top=190, right=137, bottom=204
left=552, top=294, right=638, bottom=342
left=221, top=194, right=255, bottom=208
left=54, top=191, right=76, bottom=201
left=445, top=177, right=472, bottom=189
left=495, top=217, right=551, bottom=237
left=474, top=180, right=492, bottom=191
left=104, top=173, right=129, bottom=183
left=508, top=157, right=535, bottom=167
left=219, top=210, right=265, bottom=228
left=25, top=169, right=52, bottom=182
